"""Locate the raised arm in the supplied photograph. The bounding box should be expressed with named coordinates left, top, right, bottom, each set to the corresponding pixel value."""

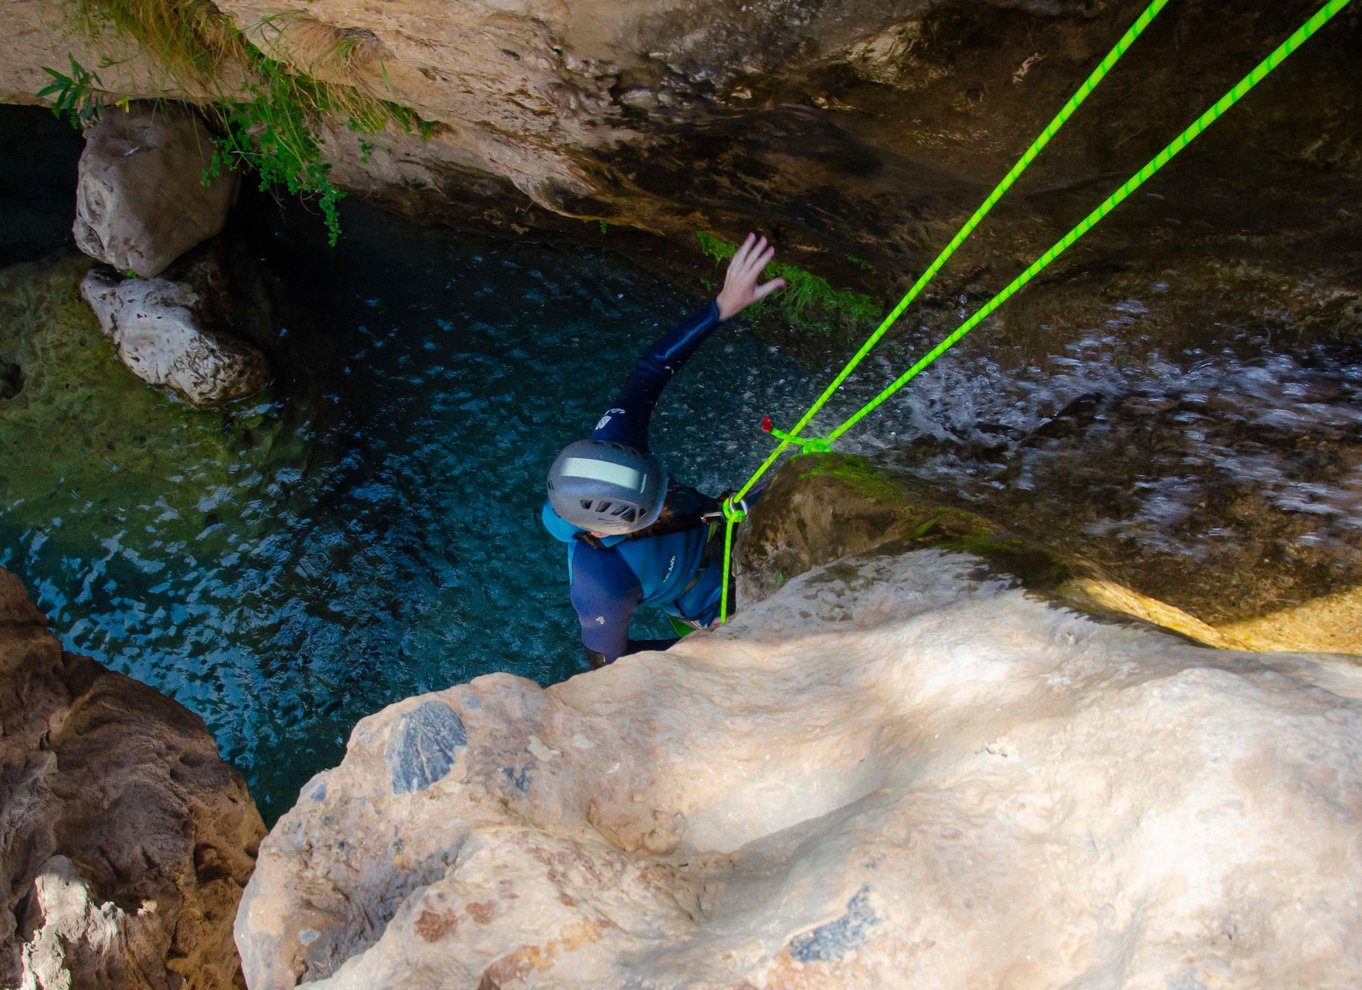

left=592, top=234, right=785, bottom=452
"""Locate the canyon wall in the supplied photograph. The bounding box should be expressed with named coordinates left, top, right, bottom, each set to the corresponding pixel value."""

left=3, top=0, right=1359, bottom=351
left=0, top=568, right=264, bottom=989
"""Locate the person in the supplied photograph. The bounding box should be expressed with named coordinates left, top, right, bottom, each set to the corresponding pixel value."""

left=542, top=233, right=785, bottom=668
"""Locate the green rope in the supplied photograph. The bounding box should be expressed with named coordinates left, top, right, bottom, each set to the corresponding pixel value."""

left=827, top=0, right=1353, bottom=443
left=717, top=0, right=1169, bottom=623
left=717, top=0, right=1354, bottom=621
left=729, top=0, right=1171, bottom=506
left=718, top=496, right=743, bottom=622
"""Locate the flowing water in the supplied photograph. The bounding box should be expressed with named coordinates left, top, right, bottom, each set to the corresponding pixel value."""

left=2, top=108, right=1358, bottom=823
left=856, top=328, right=1362, bottom=538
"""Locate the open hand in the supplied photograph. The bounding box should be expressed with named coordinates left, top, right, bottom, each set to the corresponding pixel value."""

left=716, top=233, right=785, bottom=321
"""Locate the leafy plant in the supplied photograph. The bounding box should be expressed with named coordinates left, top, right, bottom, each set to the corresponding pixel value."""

left=698, top=231, right=881, bottom=333
left=203, top=69, right=349, bottom=244
left=201, top=48, right=383, bottom=245
left=36, top=55, right=108, bottom=129
left=47, top=0, right=435, bottom=245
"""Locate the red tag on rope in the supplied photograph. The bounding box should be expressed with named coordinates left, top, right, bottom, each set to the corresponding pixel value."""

left=760, top=415, right=773, bottom=433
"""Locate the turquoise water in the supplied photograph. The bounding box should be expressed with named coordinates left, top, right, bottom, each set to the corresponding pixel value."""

left=0, top=189, right=818, bottom=822
left=4, top=109, right=1358, bottom=827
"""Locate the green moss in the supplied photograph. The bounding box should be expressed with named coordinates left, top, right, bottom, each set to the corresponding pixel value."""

left=910, top=512, right=1076, bottom=587
left=797, top=455, right=900, bottom=503
left=793, top=453, right=1077, bottom=590
left=0, top=257, right=300, bottom=550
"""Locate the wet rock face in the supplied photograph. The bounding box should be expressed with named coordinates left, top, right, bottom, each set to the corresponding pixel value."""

left=74, top=104, right=238, bottom=278
left=0, top=567, right=265, bottom=989
left=738, top=452, right=1362, bottom=655
left=79, top=261, right=269, bottom=407
left=237, top=546, right=1362, bottom=989
left=957, top=381, right=1362, bottom=640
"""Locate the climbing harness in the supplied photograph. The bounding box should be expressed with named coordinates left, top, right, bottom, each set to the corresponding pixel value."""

left=716, top=0, right=1355, bottom=622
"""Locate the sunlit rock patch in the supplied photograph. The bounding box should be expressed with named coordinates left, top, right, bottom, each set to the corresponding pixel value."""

left=236, top=546, right=1362, bottom=988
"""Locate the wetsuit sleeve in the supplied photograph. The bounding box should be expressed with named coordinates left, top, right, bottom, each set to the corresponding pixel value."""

left=570, top=542, right=678, bottom=665
left=591, top=301, right=722, bottom=453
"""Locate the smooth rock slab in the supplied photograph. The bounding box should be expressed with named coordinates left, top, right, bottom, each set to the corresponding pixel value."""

left=237, top=545, right=1362, bottom=989
left=80, top=266, right=268, bottom=406
left=74, top=103, right=238, bottom=278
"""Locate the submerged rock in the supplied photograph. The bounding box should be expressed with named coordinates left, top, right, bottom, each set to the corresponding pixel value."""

left=236, top=543, right=1362, bottom=988
left=80, top=264, right=269, bottom=406
left=0, top=255, right=295, bottom=560
left=73, top=103, right=238, bottom=278
left=0, top=567, right=265, bottom=989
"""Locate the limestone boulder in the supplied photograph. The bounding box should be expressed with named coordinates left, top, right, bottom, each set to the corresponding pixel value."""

left=236, top=545, right=1362, bottom=988
left=74, top=104, right=238, bottom=278
left=80, top=265, right=269, bottom=406
left=0, top=567, right=266, bottom=989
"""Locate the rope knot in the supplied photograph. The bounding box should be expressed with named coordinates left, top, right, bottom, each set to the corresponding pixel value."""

left=765, top=421, right=833, bottom=455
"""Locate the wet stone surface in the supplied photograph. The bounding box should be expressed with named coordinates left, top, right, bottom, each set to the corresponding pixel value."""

left=873, top=340, right=1362, bottom=627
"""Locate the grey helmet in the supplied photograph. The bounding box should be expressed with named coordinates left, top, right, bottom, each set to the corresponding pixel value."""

left=547, top=439, right=668, bottom=535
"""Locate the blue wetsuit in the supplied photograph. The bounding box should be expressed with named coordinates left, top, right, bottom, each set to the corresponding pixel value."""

left=542, top=301, right=728, bottom=666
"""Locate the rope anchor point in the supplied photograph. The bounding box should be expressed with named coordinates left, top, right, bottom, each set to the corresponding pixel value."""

left=760, top=416, right=833, bottom=455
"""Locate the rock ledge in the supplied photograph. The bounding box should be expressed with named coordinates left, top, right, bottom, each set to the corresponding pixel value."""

left=236, top=545, right=1362, bottom=988
left=0, top=567, right=265, bottom=990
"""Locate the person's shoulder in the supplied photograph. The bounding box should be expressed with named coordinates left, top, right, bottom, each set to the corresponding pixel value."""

left=571, top=537, right=622, bottom=567
left=541, top=498, right=581, bottom=543
left=570, top=538, right=637, bottom=597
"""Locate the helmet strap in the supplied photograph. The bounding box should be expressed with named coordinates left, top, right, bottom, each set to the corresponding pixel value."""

left=574, top=532, right=609, bottom=550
